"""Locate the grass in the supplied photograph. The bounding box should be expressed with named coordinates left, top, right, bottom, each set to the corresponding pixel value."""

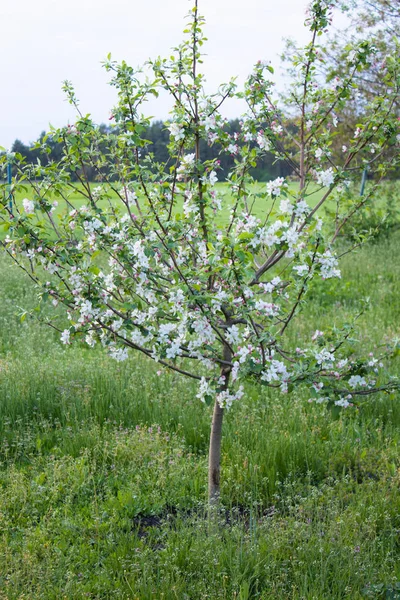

left=0, top=213, right=400, bottom=597
left=8, top=180, right=327, bottom=227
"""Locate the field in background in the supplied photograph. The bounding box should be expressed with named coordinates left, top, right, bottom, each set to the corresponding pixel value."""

left=0, top=189, right=400, bottom=597
left=9, top=181, right=328, bottom=224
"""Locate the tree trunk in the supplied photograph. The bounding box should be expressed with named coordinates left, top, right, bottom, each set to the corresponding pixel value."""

left=208, top=399, right=224, bottom=504
left=208, top=341, right=232, bottom=504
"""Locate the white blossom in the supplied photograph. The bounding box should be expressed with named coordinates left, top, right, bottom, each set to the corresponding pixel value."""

left=293, top=264, right=308, bottom=276
left=257, top=131, right=271, bottom=151
left=279, top=199, right=293, bottom=214
left=166, top=341, right=182, bottom=359
left=236, top=345, right=252, bottom=363
left=335, top=397, right=351, bottom=408
left=209, top=170, right=218, bottom=186
left=196, top=377, right=215, bottom=403
left=177, top=153, right=196, bottom=180
left=254, top=300, right=279, bottom=316
left=317, top=250, right=341, bottom=279
left=316, top=168, right=335, bottom=187
left=216, top=386, right=244, bottom=409
left=315, top=349, right=335, bottom=367
left=312, top=330, right=324, bottom=341
left=266, top=177, right=286, bottom=197
left=348, top=375, right=367, bottom=388
left=293, top=200, right=310, bottom=217
left=168, top=122, right=185, bottom=140
left=261, top=360, right=289, bottom=383
left=60, top=329, right=70, bottom=344
left=22, top=198, right=35, bottom=214
left=109, top=346, right=129, bottom=361
left=226, top=325, right=240, bottom=345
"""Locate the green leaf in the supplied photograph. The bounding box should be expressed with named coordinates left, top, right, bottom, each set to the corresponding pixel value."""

left=204, top=394, right=213, bottom=407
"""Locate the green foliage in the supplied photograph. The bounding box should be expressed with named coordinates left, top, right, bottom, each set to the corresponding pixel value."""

left=333, top=181, right=400, bottom=244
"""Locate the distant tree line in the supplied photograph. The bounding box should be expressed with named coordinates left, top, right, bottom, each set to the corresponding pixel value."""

left=9, top=120, right=292, bottom=183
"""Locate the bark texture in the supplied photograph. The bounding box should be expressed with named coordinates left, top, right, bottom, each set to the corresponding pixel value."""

left=208, top=339, right=232, bottom=503
left=208, top=399, right=224, bottom=503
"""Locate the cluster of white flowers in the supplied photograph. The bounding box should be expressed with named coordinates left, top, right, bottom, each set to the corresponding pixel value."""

left=293, top=200, right=311, bottom=218
left=316, top=168, right=335, bottom=187
left=196, top=377, right=215, bottom=403
left=201, top=114, right=217, bottom=132
left=109, top=345, right=129, bottom=362
left=227, top=143, right=239, bottom=154
left=205, top=170, right=218, bottom=186
left=60, top=329, right=71, bottom=345
left=279, top=199, right=292, bottom=215
left=261, top=359, right=289, bottom=384
left=335, top=397, right=352, bottom=408
left=183, top=191, right=200, bottom=219
left=315, top=148, right=323, bottom=161
left=216, top=386, right=244, bottom=409
left=236, top=345, right=253, bottom=364
left=125, top=189, right=137, bottom=206
left=293, top=264, right=309, bottom=276
left=266, top=177, right=286, bottom=197
left=259, top=276, right=281, bottom=294
left=281, top=226, right=300, bottom=257
left=317, top=250, right=341, bottom=279
left=130, top=239, right=150, bottom=269
left=225, top=325, right=240, bottom=345
left=367, top=356, right=383, bottom=373
left=251, top=219, right=285, bottom=249
left=177, top=153, right=196, bottom=180
left=190, top=316, right=216, bottom=348
left=236, top=213, right=261, bottom=234
left=254, top=300, right=279, bottom=316
left=256, top=131, right=271, bottom=151
left=348, top=375, right=367, bottom=388
left=22, top=198, right=35, bottom=214
left=168, top=122, right=185, bottom=140
left=270, top=121, right=283, bottom=135
left=315, top=348, right=335, bottom=368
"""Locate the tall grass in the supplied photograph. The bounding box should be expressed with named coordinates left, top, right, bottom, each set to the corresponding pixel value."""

left=0, top=231, right=399, bottom=598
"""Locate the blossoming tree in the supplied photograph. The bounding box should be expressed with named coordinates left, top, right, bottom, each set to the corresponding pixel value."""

left=1, top=0, right=399, bottom=502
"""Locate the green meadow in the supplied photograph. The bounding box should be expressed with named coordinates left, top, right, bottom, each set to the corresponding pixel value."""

left=9, top=181, right=327, bottom=225
left=0, top=183, right=400, bottom=598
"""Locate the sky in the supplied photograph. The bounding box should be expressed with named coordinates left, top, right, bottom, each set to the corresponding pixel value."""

left=1, top=0, right=331, bottom=148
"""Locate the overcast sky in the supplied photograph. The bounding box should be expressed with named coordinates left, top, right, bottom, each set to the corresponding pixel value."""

left=2, top=0, right=332, bottom=148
